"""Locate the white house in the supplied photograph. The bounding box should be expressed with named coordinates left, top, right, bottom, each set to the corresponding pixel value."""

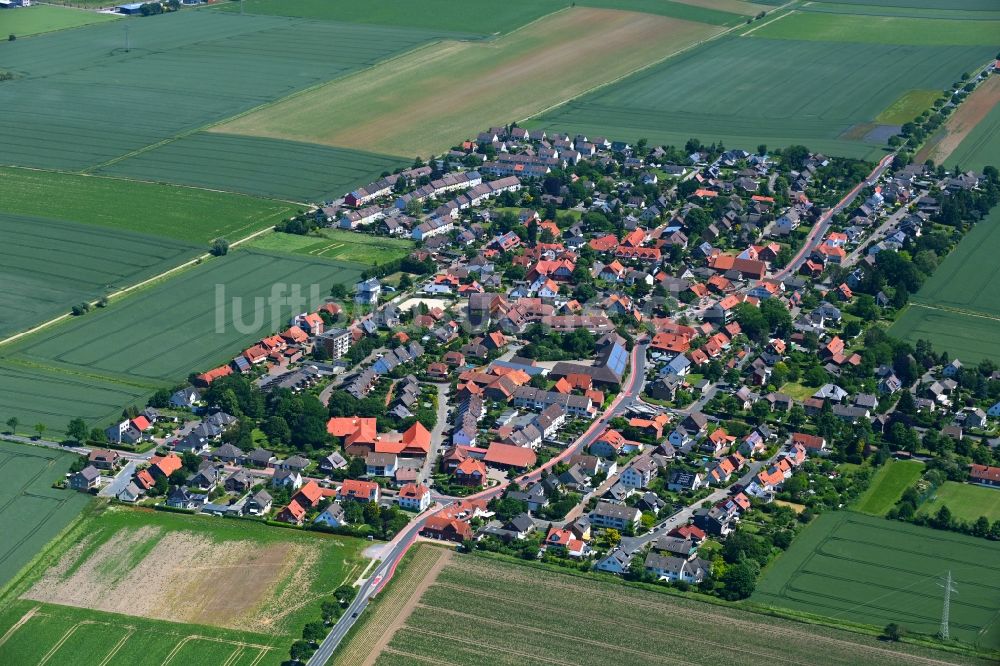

left=397, top=483, right=431, bottom=512
left=314, top=504, right=348, bottom=528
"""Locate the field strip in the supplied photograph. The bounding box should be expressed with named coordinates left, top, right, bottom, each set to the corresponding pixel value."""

left=916, top=67, right=1000, bottom=165
left=909, top=301, right=1000, bottom=323
left=223, top=646, right=243, bottom=666
left=0, top=223, right=274, bottom=349
left=97, top=627, right=135, bottom=666
left=382, top=647, right=459, bottom=666
left=0, top=605, right=40, bottom=648
left=37, top=620, right=98, bottom=666
left=401, top=626, right=583, bottom=666
left=439, top=567, right=967, bottom=666
left=519, top=0, right=796, bottom=126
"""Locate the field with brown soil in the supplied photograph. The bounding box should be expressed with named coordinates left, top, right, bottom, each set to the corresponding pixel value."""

left=916, top=75, right=1000, bottom=166
left=214, top=7, right=723, bottom=157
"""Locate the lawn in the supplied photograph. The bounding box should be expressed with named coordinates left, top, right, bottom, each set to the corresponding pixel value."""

left=532, top=35, right=994, bottom=159
left=5, top=250, right=365, bottom=387
left=948, top=102, right=1000, bottom=172
left=891, top=208, right=1000, bottom=363
left=853, top=460, right=924, bottom=516
left=374, top=551, right=993, bottom=665
left=876, top=89, right=941, bottom=124
left=755, top=511, right=1000, bottom=651
left=0, top=167, right=295, bottom=244
left=0, top=440, right=91, bottom=590
left=0, top=213, right=200, bottom=338
left=97, top=133, right=409, bottom=203
left=751, top=11, right=1000, bottom=46
left=247, top=229, right=415, bottom=265
left=1, top=4, right=118, bottom=38
left=918, top=482, right=1000, bottom=524
left=13, top=506, right=367, bottom=637
left=215, top=7, right=723, bottom=158
left=0, top=10, right=448, bottom=172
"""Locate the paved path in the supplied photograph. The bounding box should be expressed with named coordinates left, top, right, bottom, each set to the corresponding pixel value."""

left=419, top=382, right=451, bottom=484
left=98, top=461, right=136, bottom=498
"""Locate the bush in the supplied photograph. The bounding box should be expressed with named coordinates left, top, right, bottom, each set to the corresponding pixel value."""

left=210, top=238, right=230, bottom=256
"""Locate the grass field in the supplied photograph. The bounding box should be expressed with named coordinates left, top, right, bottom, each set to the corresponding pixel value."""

left=854, top=460, right=925, bottom=515
left=532, top=35, right=993, bottom=160
left=216, top=7, right=723, bottom=158
left=0, top=168, right=295, bottom=243
left=751, top=11, right=1000, bottom=46
left=800, top=3, right=1000, bottom=20
left=0, top=506, right=369, bottom=665
left=876, top=89, right=941, bottom=124
left=0, top=441, right=91, bottom=590
left=811, top=0, right=1000, bottom=10
left=755, top=511, right=1000, bottom=650
left=0, top=213, right=199, bottom=338
left=948, top=102, right=1000, bottom=172
left=370, top=551, right=993, bottom=665
left=891, top=208, right=1000, bottom=363
left=0, top=5, right=118, bottom=38
left=247, top=229, right=415, bottom=265
left=5, top=250, right=365, bottom=388
left=919, top=482, right=1000, bottom=524
left=97, top=133, right=408, bottom=202
left=0, top=11, right=447, bottom=172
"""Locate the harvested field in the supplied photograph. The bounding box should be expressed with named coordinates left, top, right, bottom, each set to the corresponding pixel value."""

left=917, top=77, right=1000, bottom=166
left=0, top=167, right=295, bottom=244
left=756, top=511, right=1000, bottom=650
left=943, top=95, right=1000, bottom=172
left=533, top=35, right=993, bottom=160
left=367, top=552, right=992, bottom=665
left=333, top=544, right=451, bottom=666
left=215, top=7, right=723, bottom=158
left=0, top=213, right=199, bottom=338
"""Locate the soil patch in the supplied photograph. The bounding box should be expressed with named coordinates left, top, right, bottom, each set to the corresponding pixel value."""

left=917, top=76, right=1000, bottom=166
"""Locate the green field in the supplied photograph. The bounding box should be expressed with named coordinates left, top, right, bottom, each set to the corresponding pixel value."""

left=0, top=213, right=200, bottom=338
left=876, top=90, right=941, bottom=124
left=5, top=249, right=364, bottom=387
left=891, top=208, right=1000, bottom=363
left=0, top=168, right=295, bottom=243
left=854, top=460, right=925, bottom=515
left=248, top=229, right=415, bottom=265
left=0, top=440, right=91, bottom=590
left=919, top=482, right=1000, bottom=524
left=811, top=0, right=1000, bottom=10
left=0, top=5, right=118, bottom=37
left=752, top=12, right=1000, bottom=46
left=98, top=133, right=408, bottom=202
left=377, top=551, right=992, bottom=665
left=948, top=102, right=1000, bottom=172
left=532, top=35, right=993, bottom=159
left=0, top=506, right=369, bottom=665
left=0, top=11, right=446, bottom=171
left=755, top=511, right=1000, bottom=650
left=801, top=3, right=1000, bottom=20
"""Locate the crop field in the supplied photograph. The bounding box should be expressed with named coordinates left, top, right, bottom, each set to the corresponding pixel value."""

left=0, top=213, right=200, bottom=338
left=948, top=102, right=1000, bottom=173
left=854, top=460, right=924, bottom=516
left=0, top=507, right=369, bottom=666
left=0, top=441, right=91, bottom=590
left=0, top=5, right=118, bottom=38
left=810, top=0, right=1000, bottom=10
left=755, top=511, right=1000, bottom=650
left=0, top=11, right=449, bottom=171
left=916, top=76, right=1000, bottom=167
left=5, top=250, right=365, bottom=388
left=0, top=168, right=295, bottom=243
left=366, top=552, right=991, bottom=665
left=800, top=2, right=1000, bottom=20
left=97, top=133, right=408, bottom=203
left=247, top=229, right=415, bottom=265
left=216, top=7, right=723, bottom=158
left=0, top=363, right=152, bottom=438
left=919, top=482, right=1000, bottom=524
left=891, top=208, right=1000, bottom=363
left=750, top=11, right=1000, bottom=46
left=533, top=35, right=994, bottom=160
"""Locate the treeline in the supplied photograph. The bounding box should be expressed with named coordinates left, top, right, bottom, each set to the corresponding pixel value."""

left=888, top=471, right=1000, bottom=541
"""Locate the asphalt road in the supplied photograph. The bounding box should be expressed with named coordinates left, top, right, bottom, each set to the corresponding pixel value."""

left=98, top=460, right=136, bottom=498
left=307, top=342, right=647, bottom=665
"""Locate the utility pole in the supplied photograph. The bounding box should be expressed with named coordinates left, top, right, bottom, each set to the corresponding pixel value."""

left=939, top=570, right=958, bottom=640
left=123, top=24, right=130, bottom=53
left=240, top=0, right=245, bottom=15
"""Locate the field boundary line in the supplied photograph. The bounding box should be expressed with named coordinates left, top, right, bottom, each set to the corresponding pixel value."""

left=381, top=647, right=458, bottom=666
left=0, top=605, right=40, bottom=648
left=97, top=626, right=135, bottom=666
left=37, top=620, right=97, bottom=666
left=908, top=301, right=1000, bottom=323
left=517, top=0, right=797, bottom=127
left=741, top=7, right=794, bottom=36
left=402, top=625, right=581, bottom=666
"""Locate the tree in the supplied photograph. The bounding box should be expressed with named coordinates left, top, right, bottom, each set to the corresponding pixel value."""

left=330, top=283, right=348, bottom=300
left=148, top=388, right=172, bottom=408
left=289, top=640, right=313, bottom=663
left=5, top=417, right=17, bottom=435
left=721, top=559, right=759, bottom=600
left=210, top=238, right=229, bottom=256
left=66, top=418, right=88, bottom=444
left=605, top=528, right=621, bottom=546
left=302, top=621, right=327, bottom=644
left=883, top=623, right=904, bottom=642
left=34, top=423, right=46, bottom=439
